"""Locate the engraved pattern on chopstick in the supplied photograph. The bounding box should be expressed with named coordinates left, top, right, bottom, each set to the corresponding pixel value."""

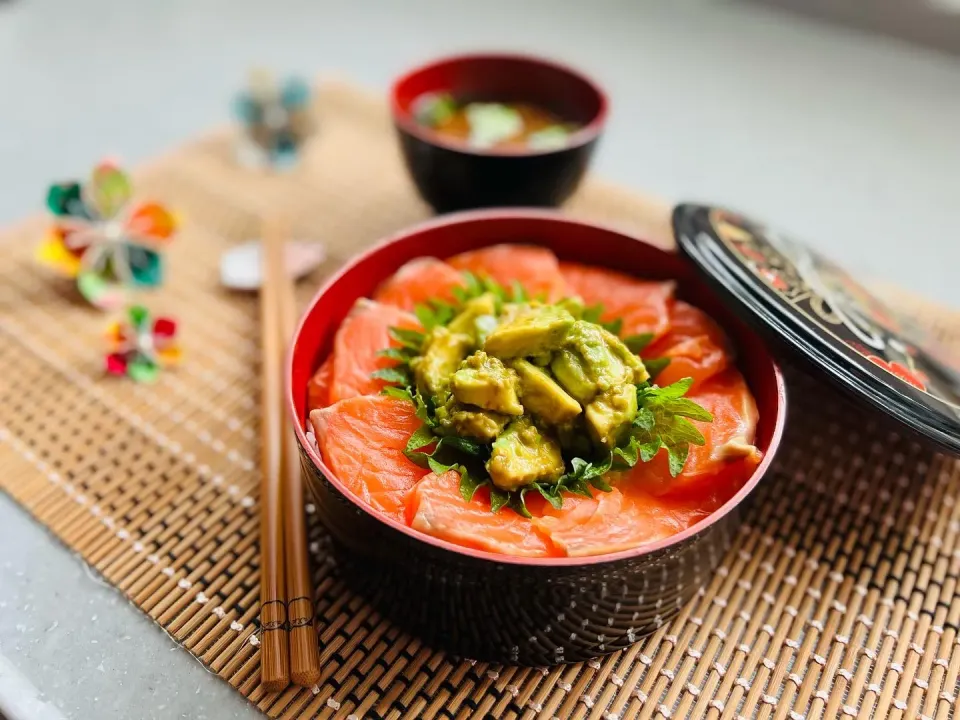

left=258, top=599, right=289, bottom=632
left=287, top=596, right=315, bottom=628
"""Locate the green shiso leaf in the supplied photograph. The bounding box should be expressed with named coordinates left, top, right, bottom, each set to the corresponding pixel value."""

left=643, top=356, right=671, bottom=380
left=388, top=327, right=426, bottom=352
left=624, top=333, right=654, bottom=353
left=371, top=366, right=411, bottom=385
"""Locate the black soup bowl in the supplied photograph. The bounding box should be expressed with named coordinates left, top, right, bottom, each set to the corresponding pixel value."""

left=390, top=53, right=608, bottom=213
left=289, top=210, right=786, bottom=665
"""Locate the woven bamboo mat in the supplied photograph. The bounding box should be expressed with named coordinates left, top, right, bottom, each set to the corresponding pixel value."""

left=1, top=80, right=959, bottom=720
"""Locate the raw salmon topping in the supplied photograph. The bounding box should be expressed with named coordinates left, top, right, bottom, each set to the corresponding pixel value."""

left=309, top=245, right=762, bottom=558
left=642, top=301, right=731, bottom=389
left=532, top=488, right=712, bottom=557
left=373, top=257, right=465, bottom=311
left=448, top=244, right=569, bottom=302
left=409, top=470, right=556, bottom=557
left=559, top=262, right=675, bottom=341
left=614, top=369, right=761, bottom=499
left=311, top=395, right=429, bottom=522
left=329, top=299, right=422, bottom=404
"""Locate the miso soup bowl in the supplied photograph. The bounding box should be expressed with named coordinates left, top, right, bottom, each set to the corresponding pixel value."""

left=289, top=210, right=786, bottom=665
left=390, top=53, right=608, bottom=213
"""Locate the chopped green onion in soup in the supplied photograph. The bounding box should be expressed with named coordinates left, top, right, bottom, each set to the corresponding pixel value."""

left=527, top=125, right=572, bottom=150
left=412, top=92, right=457, bottom=127
left=465, top=103, right=524, bottom=149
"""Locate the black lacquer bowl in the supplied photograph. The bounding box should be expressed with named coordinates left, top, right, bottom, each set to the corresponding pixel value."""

left=289, top=210, right=786, bottom=665
left=390, top=53, right=608, bottom=213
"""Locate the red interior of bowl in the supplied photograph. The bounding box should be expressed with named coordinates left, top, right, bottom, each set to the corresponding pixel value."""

left=390, top=52, right=608, bottom=156
left=289, top=209, right=787, bottom=566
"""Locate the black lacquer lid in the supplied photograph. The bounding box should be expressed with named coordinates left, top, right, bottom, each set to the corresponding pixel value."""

left=673, top=203, right=960, bottom=456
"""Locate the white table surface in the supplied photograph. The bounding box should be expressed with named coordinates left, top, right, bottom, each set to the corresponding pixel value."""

left=1, top=1, right=958, bottom=718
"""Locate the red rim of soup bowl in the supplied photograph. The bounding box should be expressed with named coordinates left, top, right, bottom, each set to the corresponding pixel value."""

left=288, top=208, right=787, bottom=568
left=389, top=52, right=610, bottom=158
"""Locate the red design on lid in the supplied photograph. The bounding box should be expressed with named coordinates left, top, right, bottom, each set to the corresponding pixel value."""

left=737, top=246, right=767, bottom=265
left=867, top=355, right=928, bottom=391
left=759, top=268, right=788, bottom=292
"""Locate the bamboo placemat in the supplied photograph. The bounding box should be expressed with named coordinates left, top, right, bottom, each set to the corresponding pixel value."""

left=1, top=80, right=959, bottom=720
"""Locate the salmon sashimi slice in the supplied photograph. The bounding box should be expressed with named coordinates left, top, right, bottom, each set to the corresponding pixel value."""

left=532, top=488, right=710, bottom=557
left=329, top=298, right=421, bottom=404
left=373, top=257, right=465, bottom=311
left=659, top=300, right=726, bottom=340
left=616, top=369, right=761, bottom=499
left=559, top=262, right=675, bottom=340
left=408, top=470, right=556, bottom=557
left=447, top=244, right=569, bottom=301
left=644, top=301, right=731, bottom=388
left=311, top=395, right=429, bottom=522
left=307, top=357, right=333, bottom=414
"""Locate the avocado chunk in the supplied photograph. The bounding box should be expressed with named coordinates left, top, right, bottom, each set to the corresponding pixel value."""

left=565, top=320, right=632, bottom=393
left=486, top=417, right=565, bottom=491
left=483, top=305, right=574, bottom=359
left=511, top=359, right=582, bottom=424
left=412, top=327, right=473, bottom=398
left=599, top=327, right=649, bottom=384
left=497, top=301, right=535, bottom=325
left=434, top=394, right=509, bottom=442
left=473, top=314, right=499, bottom=345
left=451, top=352, right=523, bottom=415
left=529, top=352, right=553, bottom=367
left=447, top=407, right=509, bottom=443
left=585, top=384, right=638, bottom=449
left=550, top=349, right=598, bottom=404
left=555, top=296, right=585, bottom=319
left=448, top=293, right=499, bottom=342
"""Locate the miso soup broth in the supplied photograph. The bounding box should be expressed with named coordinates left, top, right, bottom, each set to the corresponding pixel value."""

left=412, top=92, right=581, bottom=151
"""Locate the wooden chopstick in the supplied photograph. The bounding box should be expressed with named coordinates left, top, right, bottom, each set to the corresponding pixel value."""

left=258, top=220, right=290, bottom=692
left=276, top=229, right=323, bottom=687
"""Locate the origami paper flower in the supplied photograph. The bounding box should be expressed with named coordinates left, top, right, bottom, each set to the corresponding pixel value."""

left=234, top=70, right=314, bottom=169
left=105, top=305, right=181, bottom=383
left=37, top=161, right=177, bottom=309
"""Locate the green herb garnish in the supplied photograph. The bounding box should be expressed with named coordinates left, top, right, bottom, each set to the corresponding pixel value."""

left=371, top=366, right=412, bottom=385
left=642, top=356, right=671, bottom=381
left=581, top=303, right=623, bottom=336
left=387, top=327, right=426, bottom=352
left=624, top=333, right=655, bottom=353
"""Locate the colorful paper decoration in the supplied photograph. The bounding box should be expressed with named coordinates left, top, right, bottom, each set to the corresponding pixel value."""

left=37, top=161, right=177, bottom=309
left=234, top=70, right=314, bottom=169
left=105, top=305, right=181, bottom=383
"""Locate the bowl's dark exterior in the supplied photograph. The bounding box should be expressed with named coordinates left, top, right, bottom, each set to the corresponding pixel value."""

left=390, top=53, right=608, bottom=213
left=396, top=128, right=598, bottom=213
left=289, top=210, right=786, bottom=665
left=299, top=444, right=735, bottom=665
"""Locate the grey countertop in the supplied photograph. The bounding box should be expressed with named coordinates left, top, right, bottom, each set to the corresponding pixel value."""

left=1, top=1, right=958, bottom=719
